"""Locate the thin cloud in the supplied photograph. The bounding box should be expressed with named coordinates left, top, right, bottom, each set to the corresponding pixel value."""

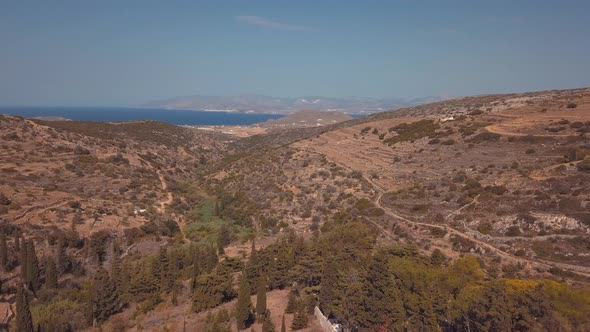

left=486, top=16, right=525, bottom=24
left=236, top=16, right=309, bottom=31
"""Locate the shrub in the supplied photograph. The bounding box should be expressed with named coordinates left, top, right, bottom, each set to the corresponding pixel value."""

left=441, top=139, right=456, bottom=145
left=0, top=193, right=10, bottom=205
left=505, top=226, right=521, bottom=237
left=577, top=159, right=590, bottom=172
left=566, top=103, right=577, bottom=109
left=514, top=249, right=526, bottom=257
left=467, top=132, right=501, bottom=143
left=477, top=222, right=493, bottom=235
left=428, top=138, right=440, bottom=144
left=430, top=227, right=447, bottom=238
left=384, top=120, right=440, bottom=145
left=1, top=132, right=19, bottom=140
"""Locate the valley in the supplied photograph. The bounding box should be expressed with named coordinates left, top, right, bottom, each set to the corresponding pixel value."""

left=1, top=87, right=590, bottom=331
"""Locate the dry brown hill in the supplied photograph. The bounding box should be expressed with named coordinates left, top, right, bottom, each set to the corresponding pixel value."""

left=2, top=87, right=590, bottom=331
left=205, top=87, right=590, bottom=281
left=260, top=109, right=353, bottom=129
left=0, top=116, right=229, bottom=239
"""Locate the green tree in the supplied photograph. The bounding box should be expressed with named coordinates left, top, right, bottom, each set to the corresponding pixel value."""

left=363, top=250, right=404, bottom=329
left=55, top=235, right=66, bottom=274
left=285, top=289, right=298, bottom=314
left=256, top=274, right=267, bottom=321
left=15, top=232, right=21, bottom=253
left=291, top=301, right=309, bottom=330
left=25, top=240, right=40, bottom=292
left=129, top=261, right=159, bottom=302
left=236, top=272, right=254, bottom=330
left=45, top=255, right=58, bottom=289
left=92, top=268, right=122, bottom=323
left=16, top=285, right=34, bottom=332
left=246, top=240, right=259, bottom=288
left=157, top=246, right=170, bottom=292
left=342, top=278, right=368, bottom=329
left=262, top=310, right=276, bottom=332
left=167, top=249, right=178, bottom=290
left=0, top=232, right=7, bottom=271
left=192, top=264, right=236, bottom=312
left=319, top=257, right=339, bottom=316
left=111, top=249, right=122, bottom=289
left=217, top=224, right=231, bottom=255
left=171, top=283, right=179, bottom=306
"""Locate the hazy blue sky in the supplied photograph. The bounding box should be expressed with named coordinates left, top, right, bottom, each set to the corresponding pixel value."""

left=1, top=1, right=589, bottom=106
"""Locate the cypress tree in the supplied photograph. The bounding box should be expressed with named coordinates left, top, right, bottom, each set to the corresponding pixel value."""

left=236, top=272, right=254, bottom=330
left=20, top=239, right=28, bottom=282
left=129, top=263, right=159, bottom=302
left=158, top=246, right=170, bottom=291
left=15, top=232, right=21, bottom=252
left=319, top=257, right=338, bottom=316
left=280, top=315, right=286, bottom=332
left=0, top=232, right=7, bottom=272
left=342, top=279, right=367, bottom=329
left=203, top=245, right=218, bottom=273
left=285, top=289, right=298, bottom=314
left=55, top=235, right=65, bottom=274
left=26, top=241, right=40, bottom=292
left=16, top=285, right=34, bottom=332
left=363, top=250, right=404, bottom=329
left=291, top=301, right=309, bottom=330
left=262, top=310, right=276, bottom=332
left=209, top=245, right=219, bottom=271
left=217, top=224, right=231, bottom=254
left=45, top=256, right=58, bottom=289
left=111, top=249, right=121, bottom=289
left=245, top=239, right=259, bottom=291
left=167, top=249, right=178, bottom=290
left=250, top=239, right=257, bottom=265
left=171, top=283, right=179, bottom=306
left=256, top=274, right=267, bottom=321
left=190, top=245, right=201, bottom=291
left=268, top=241, right=294, bottom=290
left=192, top=266, right=234, bottom=312
left=92, top=268, right=122, bottom=323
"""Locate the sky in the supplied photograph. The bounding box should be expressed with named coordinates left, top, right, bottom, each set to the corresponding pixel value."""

left=1, top=0, right=589, bottom=106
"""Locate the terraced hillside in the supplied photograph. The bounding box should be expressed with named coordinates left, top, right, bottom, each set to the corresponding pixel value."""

left=1, top=88, right=590, bottom=331
left=205, top=88, right=590, bottom=280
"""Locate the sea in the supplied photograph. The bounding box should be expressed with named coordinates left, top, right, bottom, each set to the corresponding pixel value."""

left=0, top=106, right=284, bottom=126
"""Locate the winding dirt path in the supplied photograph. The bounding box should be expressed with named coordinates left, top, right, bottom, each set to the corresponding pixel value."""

left=364, top=174, right=590, bottom=277
left=156, top=170, right=173, bottom=212
left=13, top=199, right=70, bottom=223
left=135, top=156, right=189, bottom=242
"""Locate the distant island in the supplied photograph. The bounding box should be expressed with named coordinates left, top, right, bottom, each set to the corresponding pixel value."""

left=142, top=94, right=443, bottom=115
left=260, top=109, right=353, bottom=128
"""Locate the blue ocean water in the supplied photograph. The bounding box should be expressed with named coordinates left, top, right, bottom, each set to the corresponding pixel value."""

left=0, top=106, right=284, bottom=125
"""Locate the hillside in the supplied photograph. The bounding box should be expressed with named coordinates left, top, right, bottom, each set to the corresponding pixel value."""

left=1, top=87, right=590, bottom=331
left=0, top=116, right=230, bottom=241
left=205, top=87, right=590, bottom=277
left=259, top=109, right=352, bottom=129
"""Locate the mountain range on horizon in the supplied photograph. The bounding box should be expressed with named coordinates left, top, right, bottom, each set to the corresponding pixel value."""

left=142, top=94, right=445, bottom=114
